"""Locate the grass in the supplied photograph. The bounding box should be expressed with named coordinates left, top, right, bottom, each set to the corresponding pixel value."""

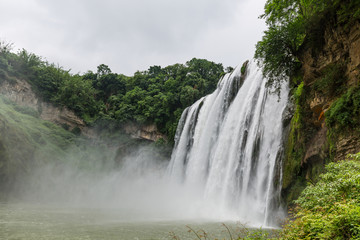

left=0, top=95, right=76, bottom=190
left=169, top=223, right=279, bottom=240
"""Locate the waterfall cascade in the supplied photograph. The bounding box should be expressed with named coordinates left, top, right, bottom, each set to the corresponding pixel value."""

left=168, top=60, right=289, bottom=227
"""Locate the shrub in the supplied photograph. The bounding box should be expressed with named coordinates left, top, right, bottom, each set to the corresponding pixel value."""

left=280, top=152, right=360, bottom=239
left=325, top=86, right=360, bottom=130
left=312, top=63, right=346, bottom=97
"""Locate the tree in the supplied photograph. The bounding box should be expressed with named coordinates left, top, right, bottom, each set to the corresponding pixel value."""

left=97, top=64, right=111, bottom=77
left=186, top=58, right=224, bottom=93
left=255, top=19, right=304, bottom=90
left=32, top=64, right=70, bottom=101
left=255, top=0, right=360, bottom=90
left=255, top=0, right=305, bottom=90
left=54, top=76, right=100, bottom=119
left=0, top=43, right=226, bottom=141
left=180, top=85, right=200, bottom=108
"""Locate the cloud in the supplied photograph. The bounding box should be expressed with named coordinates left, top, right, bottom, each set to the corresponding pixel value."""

left=0, top=0, right=266, bottom=75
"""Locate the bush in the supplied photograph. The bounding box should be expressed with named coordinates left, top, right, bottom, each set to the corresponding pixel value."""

left=312, top=63, right=346, bottom=97
left=255, top=0, right=360, bottom=91
left=280, top=152, right=360, bottom=239
left=325, top=86, right=360, bottom=130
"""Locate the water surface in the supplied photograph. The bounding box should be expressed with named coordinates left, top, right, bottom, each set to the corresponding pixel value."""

left=0, top=203, right=271, bottom=240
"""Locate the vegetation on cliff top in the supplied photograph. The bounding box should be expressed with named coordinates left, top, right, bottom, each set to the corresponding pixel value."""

left=255, top=0, right=360, bottom=90
left=0, top=42, right=226, bottom=141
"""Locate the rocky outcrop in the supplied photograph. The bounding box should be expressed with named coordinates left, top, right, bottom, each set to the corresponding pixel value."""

left=283, top=20, right=360, bottom=204
left=0, top=78, right=85, bottom=132
left=0, top=78, right=167, bottom=142
left=333, top=134, right=360, bottom=161
left=299, top=21, right=360, bottom=163
left=123, top=122, right=167, bottom=142
left=303, top=127, right=327, bottom=167
left=301, top=22, right=360, bottom=86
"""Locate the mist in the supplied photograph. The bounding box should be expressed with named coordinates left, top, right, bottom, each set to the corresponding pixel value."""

left=10, top=135, right=227, bottom=222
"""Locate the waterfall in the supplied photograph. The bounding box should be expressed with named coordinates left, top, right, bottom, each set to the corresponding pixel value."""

left=168, top=60, right=289, bottom=227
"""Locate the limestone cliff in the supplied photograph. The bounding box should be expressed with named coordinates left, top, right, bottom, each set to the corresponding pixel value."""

left=123, top=122, right=167, bottom=142
left=0, top=77, right=167, bottom=142
left=0, top=78, right=85, bottom=132
left=282, top=20, right=360, bottom=203
left=300, top=21, right=360, bottom=162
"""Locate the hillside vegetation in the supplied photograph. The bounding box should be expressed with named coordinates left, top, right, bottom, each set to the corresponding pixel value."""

left=255, top=0, right=360, bottom=90
left=280, top=153, right=360, bottom=239
left=0, top=95, right=75, bottom=193
left=0, top=42, right=226, bottom=141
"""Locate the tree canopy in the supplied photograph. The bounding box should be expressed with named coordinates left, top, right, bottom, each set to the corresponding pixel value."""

left=255, top=0, right=360, bottom=89
left=0, top=42, right=226, bottom=141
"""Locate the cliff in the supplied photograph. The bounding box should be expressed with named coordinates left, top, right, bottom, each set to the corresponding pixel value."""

left=0, top=77, right=167, bottom=142
left=123, top=122, right=167, bottom=142
left=0, top=78, right=85, bottom=132
left=282, top=20, right=360, bottom=203
left=0, top=81, right=169, bottom=194
left=0, top=95, right=76, bottom=193
left=303, top=21, right=360, bottom=157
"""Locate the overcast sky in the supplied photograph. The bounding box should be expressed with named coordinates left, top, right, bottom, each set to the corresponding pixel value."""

left=0, top=0, right=267, bottom=75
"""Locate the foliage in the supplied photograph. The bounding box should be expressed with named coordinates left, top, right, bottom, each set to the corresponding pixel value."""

left=31, top=63, right=70, bottom=101
left=280, top=153, right=360, bottom=239
left=0, top=42, right=225, bottom=142
left=82, top=58, right=224, bottom=140
left=170, top=223, right=276, bottom=240
left=255, top=0, right=360, bottom=89
left=0, top=96, right=76, bottom=191
left=53, top=75, right=101, bottom=121
left=255, top=18, right=304, bottom=91
left=325, top=86, right=360, bottom=131
left=335, top=0, right=360, bottom=29
left=255, top=0, right=305, bottom=89
left=312, top=63, right=346, bottom=97
left=282, top=82, right=306, bottom=193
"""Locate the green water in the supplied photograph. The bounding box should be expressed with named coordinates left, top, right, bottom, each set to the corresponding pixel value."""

left=0, top=203, right=272, bottom=240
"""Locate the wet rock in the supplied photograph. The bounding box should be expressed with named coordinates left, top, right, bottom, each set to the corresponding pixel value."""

left=123, top=122, right=167, bottom=142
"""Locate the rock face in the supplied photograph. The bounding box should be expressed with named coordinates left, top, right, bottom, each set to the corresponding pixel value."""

left=334, top=134, right=360, bottom=161
left=0, top=77, right=167, bottom=142
left=301, top=22, right=360, bottom=86
left=0, top=78, right=85, bottom=131
left=123, top=122, right=167, bottom=142
left=300, top=21, right=360, bottom=163
left=282, top=21, right=360, bottom=203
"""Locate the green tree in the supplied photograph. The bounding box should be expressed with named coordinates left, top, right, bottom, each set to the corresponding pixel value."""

left=97, top=64, right=111, bottom=77
left=180, top=85, right=200, bottom=108
left=255, top=0, right=360, bottom=90
left=32, top=64, right=70, bottom=101
left=255, top=20, right=304, bottom=90
left=186, top=58, right=224, bottom=93
left=255, top=0, right=305, bottom=90
left=0, top=43, right=225, bottom=141
left=54, top=76, right=100, bottom=120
